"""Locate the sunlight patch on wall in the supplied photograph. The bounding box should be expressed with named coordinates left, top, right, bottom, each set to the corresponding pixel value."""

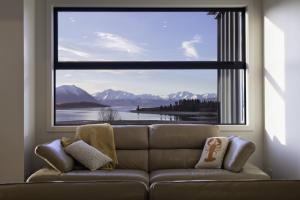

left=265, top=17, right=285, bottom=90
left=264, top=17, right=286, bottom=145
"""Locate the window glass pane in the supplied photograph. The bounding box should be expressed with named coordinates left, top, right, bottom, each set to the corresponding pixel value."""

left=58, top=11, right=217, bottom=61
left=55, top=70, right=218, bottom=125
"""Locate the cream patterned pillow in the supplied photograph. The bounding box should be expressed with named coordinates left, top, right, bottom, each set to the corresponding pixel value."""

left=64, top=140, right=112, bottom=171
left=195, top=137, right=229, bottom=169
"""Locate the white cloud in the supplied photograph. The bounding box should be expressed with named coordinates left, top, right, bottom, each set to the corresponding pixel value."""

left=96, top=70, right=128, bottom=75
left=162, top=20, right=168, bottom=29
left=181, top=35, right=202, bottom=59
left=69, top=17, right=76, bottom=23
left=64, top=74, right=72, bottom=78
left=58, top=45, right=91, bottom=60
left=96, top=70, right=147, bottom=75
left=95, top=32, right=143, bottom=54
left=59, top=57, right=79, bottom=61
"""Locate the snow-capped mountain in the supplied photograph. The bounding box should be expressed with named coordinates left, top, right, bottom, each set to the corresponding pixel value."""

left=93, top=89, right=167, bottom=107
left=94, top=90, right=216, bottom=102
left=56, top=85, right=217, bottom=107
left=93, top=89, right=137, bottom=101
left=198, top=93, right=217, bottom=101
left=168, top=91, right=198, bottom=101
left=93, top=89, right=217, bottom=107
left=167, top=91, right=217, bottom=101
left=93, top=89, right=162, bottom=101
left=137, top=94, right=162, bottom=100
left=56, top=85, right=98, bottom=104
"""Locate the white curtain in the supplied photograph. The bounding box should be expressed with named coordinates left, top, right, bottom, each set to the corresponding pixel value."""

left=217, top=11, right=245, bottom=124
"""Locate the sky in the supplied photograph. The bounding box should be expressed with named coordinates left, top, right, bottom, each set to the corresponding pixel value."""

left=56, top=70, right=217, bottom=96
left=57, top=11, right=217, bottom=96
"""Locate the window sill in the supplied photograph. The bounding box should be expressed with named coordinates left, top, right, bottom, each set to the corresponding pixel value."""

left=46, top=123, right=254, bottom=133
left=217, top=124, right=254, bottom=132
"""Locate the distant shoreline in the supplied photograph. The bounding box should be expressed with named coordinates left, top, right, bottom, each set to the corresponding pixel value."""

left=55, top=120, right=218, bottom=126
left=130, top=110, right=217, bottom=116
left=56, top=102, right=108, bottom=109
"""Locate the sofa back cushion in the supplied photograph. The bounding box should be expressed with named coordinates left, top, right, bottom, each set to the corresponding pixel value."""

left=149, top=124, right=218, bottom=171
left=113, top=125, right=149, bottom=171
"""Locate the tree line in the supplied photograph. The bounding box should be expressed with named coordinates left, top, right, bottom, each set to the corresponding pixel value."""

left=136, top=99, right=219, bottom=112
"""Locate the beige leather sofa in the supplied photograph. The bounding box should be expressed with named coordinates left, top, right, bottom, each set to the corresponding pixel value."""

left=27, top=124, right=270, bottom=200
left=1, top=180, right=300, bottom=200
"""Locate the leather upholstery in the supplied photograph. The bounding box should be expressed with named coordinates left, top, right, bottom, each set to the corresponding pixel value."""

left=113, top=126, right=149, bottom=171
left=71, top=150, right=149, bottom=171
left=2, top=181, right=300, bottom=200
left=0, top=181, right=147, bottom=200
left=35, top=139, right=74, bottom=173
left=223, top=136, right=256, bottom=172
left=150, top=180, right=300, bottom=200
left=116, top=150, right=148, bottom=171
left=150, top=163, right=270, bottom=183
left=149, top=149, right=202, bottom=171
left=149, top=124, right=218, bottom=149
left=149, top=124, right=218, bottom=171
left=27, top=168, right=149, bottom=185
left=28, top=124, right=271, bottom=200
left=114, top=125, right=148, bottom=150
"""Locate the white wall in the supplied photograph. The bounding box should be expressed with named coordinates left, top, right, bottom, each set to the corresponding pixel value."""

left=35, top=0, right=48, bottom=170
left=0, top=0, right=25, bottom=183
left=24, top=0, right=36, bottom=179
left=0, top=0, right=266, bottom=183
left=264, top=0, right=300, bottom=179
left=0, top=0, right=37, bottom=183
left=34, top=0, right=265, bottom=171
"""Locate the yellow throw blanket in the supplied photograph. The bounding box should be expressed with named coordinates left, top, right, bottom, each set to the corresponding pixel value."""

left=62, top=123, right=118, bottom=169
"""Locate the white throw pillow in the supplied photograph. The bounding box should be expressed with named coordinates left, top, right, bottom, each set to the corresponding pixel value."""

left=195, top=137, right=229, bottom=169
left=64, top=140, right=112, bottom=171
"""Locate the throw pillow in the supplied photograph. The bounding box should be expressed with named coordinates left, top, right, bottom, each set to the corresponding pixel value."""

left=64, top=140, right=112, bottom=171
left=195, top=137, right=229, bottom=169
left=223, top=136, right=256, bottom=172
left=35, top=139, right=74, bottom=173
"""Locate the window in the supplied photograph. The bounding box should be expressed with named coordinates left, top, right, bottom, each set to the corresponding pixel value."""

left=53, top=8, right=246, bottom=126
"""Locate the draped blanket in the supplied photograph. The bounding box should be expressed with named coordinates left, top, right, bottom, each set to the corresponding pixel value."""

left=62, top=123, right=118, bottom=169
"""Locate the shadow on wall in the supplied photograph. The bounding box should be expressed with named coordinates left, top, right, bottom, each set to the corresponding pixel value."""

left=264, top=0, right=300, bottom=179
left=264, top=132, right=298, bottom=179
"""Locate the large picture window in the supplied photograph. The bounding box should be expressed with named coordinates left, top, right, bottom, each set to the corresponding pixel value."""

left=53, top=8, right=246, bottom=126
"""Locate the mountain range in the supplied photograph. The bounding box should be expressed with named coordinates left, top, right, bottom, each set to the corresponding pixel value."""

left=56, top=85, right=98, bottom=104
left=56, top=85, right=217, bottom=107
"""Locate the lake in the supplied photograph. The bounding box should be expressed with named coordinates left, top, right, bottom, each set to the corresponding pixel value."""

left=56, top=106, right=217, bottom=124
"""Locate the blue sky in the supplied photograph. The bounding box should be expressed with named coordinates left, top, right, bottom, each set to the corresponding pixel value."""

left=57, top=11, right=217, bottom=95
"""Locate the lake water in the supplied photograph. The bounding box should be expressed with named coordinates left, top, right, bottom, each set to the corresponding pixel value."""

left=56, top=106, right=217, bottom=124
left=56, top=106, right=178, bottom=122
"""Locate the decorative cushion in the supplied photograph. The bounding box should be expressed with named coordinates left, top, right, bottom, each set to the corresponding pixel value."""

left=223, top=136, right=256, bottom=172
left=35, top=139, right=74, bottom=173
left=195, top=137, right=229, bottom=169
left=64, top=140, right=112, bottom=171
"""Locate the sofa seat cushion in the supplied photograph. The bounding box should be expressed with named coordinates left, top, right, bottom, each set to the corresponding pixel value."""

left=0, top=182, right=148, bottom=200
left=149, top=181, right=300, bottom=200
left=150, top=164, right=270, bottom=184
left=27, top=168, right=149, bottom=185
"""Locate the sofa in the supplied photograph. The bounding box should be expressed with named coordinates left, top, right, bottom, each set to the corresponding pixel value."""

left=2, top=181, right=300, bottom=200
left=27, top=124, right=270, bottom=200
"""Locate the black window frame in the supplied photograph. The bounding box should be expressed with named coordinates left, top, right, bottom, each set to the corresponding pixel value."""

left=53, top=7, right=246, bottom=126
